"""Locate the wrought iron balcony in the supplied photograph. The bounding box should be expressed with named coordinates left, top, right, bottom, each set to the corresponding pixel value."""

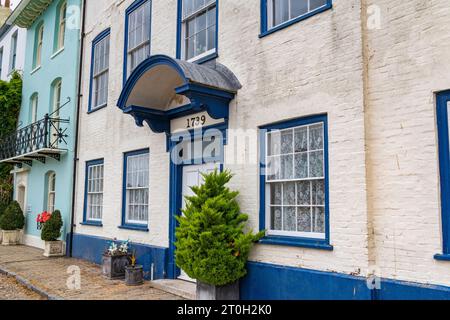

left=0, top=114, right=69, bottom=167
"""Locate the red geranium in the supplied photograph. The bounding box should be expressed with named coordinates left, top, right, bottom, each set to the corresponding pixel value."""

left=36, top=211, right=51, bottom=224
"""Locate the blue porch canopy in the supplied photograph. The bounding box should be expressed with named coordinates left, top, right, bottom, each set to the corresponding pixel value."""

left=117, top=55, right=241, bottom=134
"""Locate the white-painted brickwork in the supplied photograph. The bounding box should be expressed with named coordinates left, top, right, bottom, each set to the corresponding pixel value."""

left=74, top=0, right=450, bottom=287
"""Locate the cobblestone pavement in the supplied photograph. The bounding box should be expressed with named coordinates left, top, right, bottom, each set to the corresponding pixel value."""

left=0, top=245, right=183, bottom=300
left=0, top=273, right=46, bottom=300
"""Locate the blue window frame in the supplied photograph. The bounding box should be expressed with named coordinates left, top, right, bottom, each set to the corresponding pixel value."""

left=260, top=0, right=332, bottom=38
left=176, top=0, right=218, bottom=64
left=88, top=28, right=110, bottom=113
left=81, top=159, right=104, bottom=227
left=259, top=114, right=332, bottom=250
left=123, top=0, right=152, bottom=85
left=120, top=148, right=150, bottom=232
left=435, top=91, right=450, bottom=261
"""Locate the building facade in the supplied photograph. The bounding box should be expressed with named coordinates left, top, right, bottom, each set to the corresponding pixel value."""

left=0, top=3, right=26, bottom=81
left=13, top=0, right=448, bottom=299
left=1, top=0, right=81, bottom=249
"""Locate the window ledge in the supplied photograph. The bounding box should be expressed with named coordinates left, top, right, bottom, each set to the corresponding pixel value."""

left=30, top=66, right=41, bottom=75
left=51, top=47, right=65, bottom=59
left=259, top=4, right=332, bottom=38
left=434, top=254, right=450, bottom=261
left=188, top=51, right=218, bottom=65
left=87, top=104, right=107, bottom=114
left=80, top=221, right=103, bottom=227
left=118, top=224, right=149, bottom=232
left=259, top=236, right=333, bottom=251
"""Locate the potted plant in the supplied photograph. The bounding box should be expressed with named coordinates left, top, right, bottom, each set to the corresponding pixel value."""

left=125, top=251, right=144, bottom=286
left=0, top=201, right=8, bottom=244
left=40, top=210, right=64, bottom=257
left=0, top=201, right=25, bottom=246
left=102, top=240, right=131, bottom=279
left=175, top=170, right=264, bottom=300
left=36, top=211, right=51, bottom=230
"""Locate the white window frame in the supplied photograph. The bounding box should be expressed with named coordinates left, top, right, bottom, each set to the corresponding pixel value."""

left=35, top=24, right=44, bottom=68
left=31, top=94, right=38, bottom=123
left=9, top=31, right=17, bottom=73
left=56, top=1, right=66, bottom=51
left=181, top=0, right=217, bottom=62
left=86, top=163, right=104, bottom=222
left=92, top=34, right=110, bottom=109
left=267, top=0, right=329, bottom=30
left=126, top=0, right=151, bottom=77
left=125, top=152, right=149, bottom=225
left=265, top=122, right=326, bottom=240
left=47, top=172, right=56, bottom=214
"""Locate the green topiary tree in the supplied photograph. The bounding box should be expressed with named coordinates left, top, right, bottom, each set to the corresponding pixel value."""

left=175, top=170, right=264, bottom=286
left=41, top=210, right=63, bottom=241
left=0, top=201, right=24, bottom=231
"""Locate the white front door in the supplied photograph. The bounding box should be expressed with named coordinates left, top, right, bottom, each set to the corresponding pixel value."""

left=179, top=162, right=219, bottom=282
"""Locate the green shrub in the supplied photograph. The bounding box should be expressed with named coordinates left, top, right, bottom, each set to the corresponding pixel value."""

left=0, top=201, right=24, bottom=230
left=41, top=210, right=63, bottom=241
left=175, top=170, right=264, bottom=286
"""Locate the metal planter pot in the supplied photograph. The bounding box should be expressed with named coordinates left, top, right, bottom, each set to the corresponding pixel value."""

left=102, top=254, right=131, bottom=279
left=196, top=281, right=240, bottom=300
left=125, top=265, right=144, bottom=286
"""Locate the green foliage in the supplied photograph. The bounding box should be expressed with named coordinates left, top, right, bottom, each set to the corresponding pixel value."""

left=0, top=201, right=24, bottom=230
left=0, top=72, right=22, bottom=203
left=41, top=210, right=63, bottom=241
left=175, top=170, right=264, bottom=286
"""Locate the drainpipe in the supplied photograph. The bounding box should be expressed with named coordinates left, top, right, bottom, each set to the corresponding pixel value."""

left=69, top=0, right=86, bottom=257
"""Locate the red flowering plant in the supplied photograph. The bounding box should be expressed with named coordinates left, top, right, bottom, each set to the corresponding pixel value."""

left=36, top=211, right=51, bottom=230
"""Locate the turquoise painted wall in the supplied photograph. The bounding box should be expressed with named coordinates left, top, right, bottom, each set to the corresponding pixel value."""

left=18, top=0, right=81, bottom=239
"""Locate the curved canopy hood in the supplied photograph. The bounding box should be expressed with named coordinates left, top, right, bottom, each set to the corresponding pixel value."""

left=6, top=0, right=53, bottom=28
left=117, top=55, right=241, bottom=134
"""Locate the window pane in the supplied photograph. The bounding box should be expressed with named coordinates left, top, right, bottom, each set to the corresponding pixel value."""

left=270, top=183, right=282, bottom=205
left=207, top=26, right=215, bottom=51
left=309, top=150, right=324, bottom=177
left=290, top=0, right=308, bottom=19
left=310, top=0, right=328, bottom=11
left=297, top=207, right=312, bottom=232
left=283, top=182, right=296, bottom=205
left=311, top=180, right=325, bottom=205
left=294, top=127, right=308, bottom=152
left=207, top=6, right=216, bottom=27
left=273, top=0, right=289, bottom=26
left=195, top=29, right=207, bottom=57
left=196, top=11, right=207, bottom=31
left=271, top=206, right=282, bottom=230
left=294, top=153, right=308, bottom=178
left=283, top=207, right=296, bottom=232
left=268, top=131, right=281, bottom=156
left=280, top=154, right=293, bottom=180
left=280, top=130, right=293, bottom=154
left=267, top=156, right=281, bottom=181
left=313, top=207, right=325, bottom=233
left=309, top=123, right=324, bottom=150
left=296, top=180, right=311, bottom=205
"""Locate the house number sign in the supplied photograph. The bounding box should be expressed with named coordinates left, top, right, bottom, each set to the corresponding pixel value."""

left=171, top=111, right=225, bottom=134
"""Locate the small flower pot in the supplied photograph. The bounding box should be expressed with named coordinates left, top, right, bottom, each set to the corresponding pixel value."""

left=43, top=240, right=65, bottom=257
left=196, top=281, right=240, bottom=300
left=102, top=254, right=131, bottom=279
left=125, top=265, right=144, bottom=286
left=1, top=230, right=21, bottom=246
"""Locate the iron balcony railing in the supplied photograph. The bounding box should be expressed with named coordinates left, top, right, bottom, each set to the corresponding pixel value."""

left=0, top=114, right=69, bottom=163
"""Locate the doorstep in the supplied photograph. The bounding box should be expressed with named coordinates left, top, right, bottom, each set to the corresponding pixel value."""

left=150, top=279, right=196, bottom=300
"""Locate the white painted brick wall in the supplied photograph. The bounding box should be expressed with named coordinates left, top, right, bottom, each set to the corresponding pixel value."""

left=74, top=0, right=450, bottom=287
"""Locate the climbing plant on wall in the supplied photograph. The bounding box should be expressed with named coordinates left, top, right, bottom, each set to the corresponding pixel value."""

left=0, top=72, right=22, bottom=205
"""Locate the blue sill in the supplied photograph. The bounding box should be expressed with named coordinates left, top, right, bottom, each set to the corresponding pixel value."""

left=80, top=221, right=103, bottom=227
left=87, top=104, right=107, bottom=114
left=259, top=236, right=333, bottom=251
left=434, top=254, right=450, bottom=261
left=118, top=224, right=149, bottom=232
left=259, top=4, right=332, bottom=38
left=194, top=52, right=218, bottom=65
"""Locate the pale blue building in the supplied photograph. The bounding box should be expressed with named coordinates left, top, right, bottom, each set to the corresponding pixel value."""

left=0, top=0, right=81, bottom=249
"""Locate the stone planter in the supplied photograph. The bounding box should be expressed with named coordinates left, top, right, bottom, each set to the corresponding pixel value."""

left=43, top=240, right=65, bottom=257
left=125, top=265, right=144, bottom=286
left=102, top=254, right=131, bottom=279
left=1, top=230, right=20, bottom=246
left=196, top=281, right=240, bottom=300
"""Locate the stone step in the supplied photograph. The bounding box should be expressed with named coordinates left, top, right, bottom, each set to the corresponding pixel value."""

left=150, top=279, right=196, bottom=300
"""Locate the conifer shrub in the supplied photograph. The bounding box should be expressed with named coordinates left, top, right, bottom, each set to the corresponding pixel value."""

left=175, top=170, right=264, bottom=286
left=0, top=201, right=24, bottom=231
left=41, top=210, right=63, bottom=241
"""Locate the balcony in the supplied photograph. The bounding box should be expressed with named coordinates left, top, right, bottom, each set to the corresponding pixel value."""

left=0, top=115, right=69, bottom=168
